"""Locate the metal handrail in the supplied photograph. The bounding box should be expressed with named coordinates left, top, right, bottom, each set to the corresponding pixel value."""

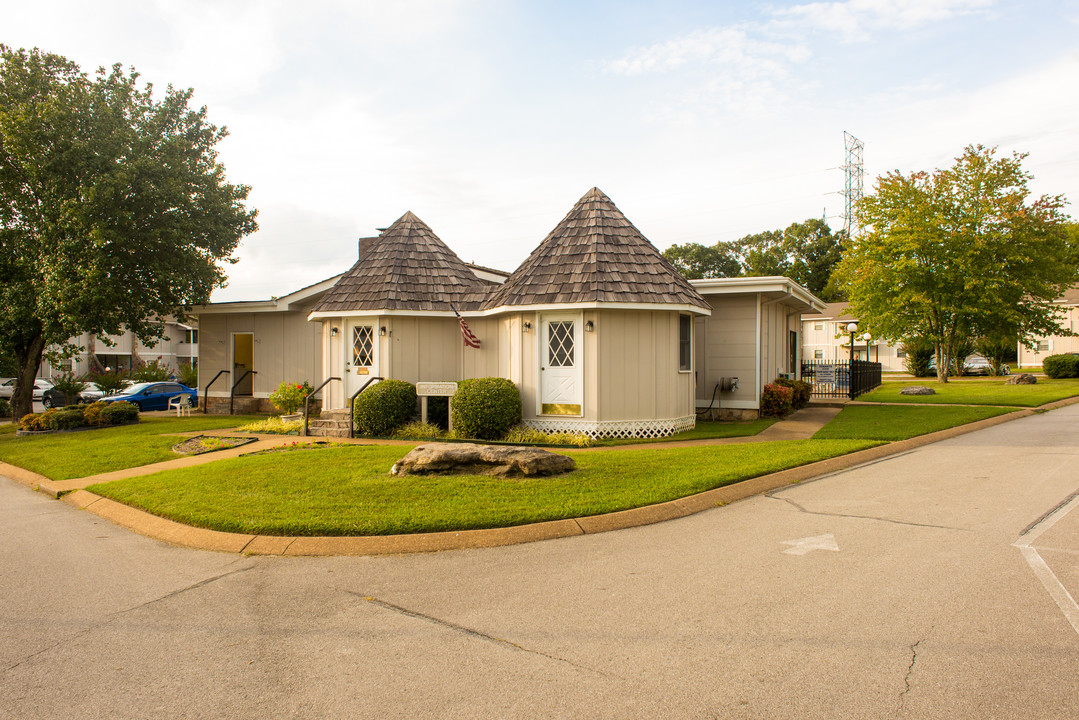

left=349, top=377, right=384, bottom=438
left=202, top=370, right=230, bottom=413
left=303, top=376, right=340, bottom=437
left=229, top=370, right=257, bottom=415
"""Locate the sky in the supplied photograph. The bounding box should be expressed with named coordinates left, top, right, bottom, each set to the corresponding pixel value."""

left=6, top=0, right=1079, bottom=302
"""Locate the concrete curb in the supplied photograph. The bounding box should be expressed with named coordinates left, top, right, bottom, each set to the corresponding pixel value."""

left=5, top=397, right=1078, bottom=556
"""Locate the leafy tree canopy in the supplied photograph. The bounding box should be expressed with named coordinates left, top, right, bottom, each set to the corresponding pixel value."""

left=835, top=144, right=1077, bottom=382
left=662, top=218, right=846, bottom=300
left=0, top=46, right=257, bottom=417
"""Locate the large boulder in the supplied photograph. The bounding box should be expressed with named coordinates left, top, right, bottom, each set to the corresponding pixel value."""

left=900, top=386, right=936, bottom=395
left=391, top=443, right=576, bottom=478
left=1007, top=373, right=1037, bottom=385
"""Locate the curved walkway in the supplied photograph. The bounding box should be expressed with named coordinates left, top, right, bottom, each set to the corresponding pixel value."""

left=3, top=399, right=1075, bottom=556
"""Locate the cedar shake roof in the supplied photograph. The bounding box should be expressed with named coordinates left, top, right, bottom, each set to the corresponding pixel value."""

left=483, top=188, right=710, bottom=311
left=312, top=211, right=488, bottom=313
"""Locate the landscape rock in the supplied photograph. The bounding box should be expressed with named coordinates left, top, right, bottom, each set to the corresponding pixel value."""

left=1006, top=373, right=1037, bottom=385
left=899, top=386, right=936, bottom=396
left=391, top=442, right=576, bottom=478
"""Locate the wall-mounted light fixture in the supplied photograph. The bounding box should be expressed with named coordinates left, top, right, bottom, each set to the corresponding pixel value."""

left=585, top=320, right=595, bottom=332
left=523, top=321, right=532, bottom=332
left=330, top=327, right=339, bottom=337
left=379, top=326, right=387, bottom=337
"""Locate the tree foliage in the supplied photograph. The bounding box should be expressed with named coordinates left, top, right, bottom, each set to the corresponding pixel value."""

left=662, top=219, right=846, bottom=300
left=835, top=145, right=1077, bottom=382
left=0, top=46, right=257, bottom=417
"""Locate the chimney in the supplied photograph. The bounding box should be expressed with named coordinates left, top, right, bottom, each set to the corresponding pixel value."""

left=357, top=236, right=378, bottom=259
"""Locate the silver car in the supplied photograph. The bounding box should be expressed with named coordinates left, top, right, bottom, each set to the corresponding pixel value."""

left=0, top=378, right=53, bottom=400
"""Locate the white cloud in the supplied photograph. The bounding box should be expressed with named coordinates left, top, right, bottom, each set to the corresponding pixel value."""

left=775, top=0, right=994, bottom=42
left=606, top=26, right=810, bottom=77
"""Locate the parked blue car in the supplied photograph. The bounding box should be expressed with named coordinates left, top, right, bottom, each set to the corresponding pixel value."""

left=100, top=381, right=198, bottom=411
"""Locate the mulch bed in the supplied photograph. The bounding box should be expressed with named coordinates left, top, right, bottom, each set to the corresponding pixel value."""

left=172, top=435, right=257, bottom=456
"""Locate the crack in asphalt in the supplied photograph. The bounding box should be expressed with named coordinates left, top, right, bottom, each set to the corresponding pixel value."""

left=348, top=590, right=616, bottom=679
left=3, top=562, right=255, bottom=674
left=768, top=495, right=971, bottom=531
left=895, top=638, right=923, bottom=718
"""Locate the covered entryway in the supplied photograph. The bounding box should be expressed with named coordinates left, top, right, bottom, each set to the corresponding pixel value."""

left=232, top=333, right=254, bottom=396
left=539, top=314, right=582, bottom=416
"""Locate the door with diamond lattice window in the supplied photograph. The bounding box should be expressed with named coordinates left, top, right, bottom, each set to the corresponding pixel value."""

left=345, top=320, right=379, bottom=398
left=540, top=314, right=582, bottom=415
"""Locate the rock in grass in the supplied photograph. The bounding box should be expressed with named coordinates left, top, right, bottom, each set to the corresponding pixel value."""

left=391, top=443, right=575, bottom=477
left=1006, top=373, right=1037, bottom=385
left=900, top=386, right=936, bottom=395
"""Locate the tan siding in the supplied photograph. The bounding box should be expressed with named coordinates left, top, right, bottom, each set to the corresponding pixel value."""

left=699, top=296, right=759, bottom=408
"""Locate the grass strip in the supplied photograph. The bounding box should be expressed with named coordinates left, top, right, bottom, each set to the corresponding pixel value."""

left=0, top=415, right=265, bottom=480
left=88, top=439, right=879, bottom=537
left=858, top=379, right=1079, bottom=407
left=812, top=404, right=1015, bottom=441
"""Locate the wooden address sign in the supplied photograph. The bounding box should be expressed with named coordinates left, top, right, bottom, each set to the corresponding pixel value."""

left=416, top=382, right=458, bottom=397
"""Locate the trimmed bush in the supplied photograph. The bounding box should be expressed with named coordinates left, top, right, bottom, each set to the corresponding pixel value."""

left=19, top=409, right=56, bottom=431
left=774, top=377, right=812, bottom=408
left=83, top=401, right=108, bottom=426
left=1041, top=354, right=1079, bottom=379
left=760, top=383, right=794, bottom=417
left=49, top=407, right=87, bottom=431
left=901, top=337, right=935, bottom=377
left=99, top=401, right=139, bottom=426
left=352, top=380, right=417, bottom=436
left=451, top=377, right=522, bottom=440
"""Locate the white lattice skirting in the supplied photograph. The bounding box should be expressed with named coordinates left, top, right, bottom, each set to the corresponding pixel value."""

left=523, top=415, right=696, bottom=440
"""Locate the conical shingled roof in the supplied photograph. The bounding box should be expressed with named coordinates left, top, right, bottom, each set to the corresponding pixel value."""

left=483, top=188, right=710, bottom=311
left=312, top=212, right=488, bottom=313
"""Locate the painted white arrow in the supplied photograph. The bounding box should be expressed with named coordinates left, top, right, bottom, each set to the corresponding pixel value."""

left=781, top=533, right=840, bottom=556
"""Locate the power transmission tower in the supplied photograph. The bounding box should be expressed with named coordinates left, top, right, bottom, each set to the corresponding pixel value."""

left=842, top=131, right=864, bottom=236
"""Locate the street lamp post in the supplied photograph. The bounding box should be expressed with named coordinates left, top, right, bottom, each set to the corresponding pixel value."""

left=847, top=322, right=858, bottom=399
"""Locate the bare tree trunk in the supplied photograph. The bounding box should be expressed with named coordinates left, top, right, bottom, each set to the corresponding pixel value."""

left=12, top=334, right=46, bottom=420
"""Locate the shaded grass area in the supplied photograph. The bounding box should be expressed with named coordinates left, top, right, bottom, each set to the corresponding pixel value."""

left=0, top=415, right=265, bottom=480
left=813, top=404, right=1016, bottom=441
left=860, top=379, right=1079, bottom=407
left=88, top=439, right=879, bottom=536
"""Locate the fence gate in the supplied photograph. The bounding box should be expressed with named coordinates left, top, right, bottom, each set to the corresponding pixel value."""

left=801, top=360, right=882, bottom=399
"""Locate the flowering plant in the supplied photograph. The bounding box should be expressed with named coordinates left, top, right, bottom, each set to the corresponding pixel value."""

left=268, top=380, right=313, bottom=414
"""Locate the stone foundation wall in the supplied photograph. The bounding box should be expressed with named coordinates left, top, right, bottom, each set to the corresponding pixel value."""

left=203, top=396, right=324, bottom=415
left=696, top=407, right=759, bottom=421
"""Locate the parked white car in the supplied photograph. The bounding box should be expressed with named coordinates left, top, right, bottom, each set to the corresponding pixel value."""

left=0, top=378, right=54, bottom=401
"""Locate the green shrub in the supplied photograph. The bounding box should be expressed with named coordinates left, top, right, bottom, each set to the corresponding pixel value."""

left=268, top=380, right=313, bottom=414
left=100, top=401, right=139, bottom=426
left=451, top=377, right=522, bottom=440
left=83, top=400, right=108, bottom=426
left=760, top=383, right=793, bottom=417
left=0, top=398, right=10, bottom=418
left=774, top=377, right=812, bottom=408
left=393, top=421, right=445, bottom=439
left=177, top=363, right=199, bottom=389
left=901, top=337, right=935, bottom=377
left=49, top=407, right=87, bottom=431
left=352, top=380, right=417, bottom=436
left=1041, top=354, right=1079, bottom=379
left=503, top=425, right=595, bottom=447
left=131, top=360, right=173, bottom=382
left=19, top=410, right=55, bottom=431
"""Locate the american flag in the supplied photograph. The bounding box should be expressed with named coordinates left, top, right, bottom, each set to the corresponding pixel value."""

left=458, top=316, right=481, bottom=348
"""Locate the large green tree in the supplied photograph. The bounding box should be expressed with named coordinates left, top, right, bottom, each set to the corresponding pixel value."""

left=835, top=145, right=1076, bottom=382
left=661, top=241, right=741, bottom=279
left=0, top=46, right=257, bottom=418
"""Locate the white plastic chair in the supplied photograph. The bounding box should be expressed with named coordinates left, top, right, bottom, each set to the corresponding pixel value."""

left=169, top=394, right=193, bottom=417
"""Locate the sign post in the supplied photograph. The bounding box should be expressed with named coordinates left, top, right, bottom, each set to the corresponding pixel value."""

left=416, top=382, right=459, bottom=432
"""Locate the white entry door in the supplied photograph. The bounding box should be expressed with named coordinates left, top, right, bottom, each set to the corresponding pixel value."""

left=540, top=314, right=582, bottom=416
left=345, top=320, right=379, bottom=398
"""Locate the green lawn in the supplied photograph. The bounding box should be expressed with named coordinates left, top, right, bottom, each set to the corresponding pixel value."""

left=860, top=378, right=1079, bottom=407
left=0, top=415, right=265, bottom=480
left=813, top=404, right=1016, bottom=441
left=88, top=439, right=880, bottom=536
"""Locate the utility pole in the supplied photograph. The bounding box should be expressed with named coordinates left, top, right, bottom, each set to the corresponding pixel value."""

left=842, top=131, right=864, bottom=237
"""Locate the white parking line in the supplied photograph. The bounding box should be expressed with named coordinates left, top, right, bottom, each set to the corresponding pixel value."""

left=1014, top=491, right=1079, bottom=637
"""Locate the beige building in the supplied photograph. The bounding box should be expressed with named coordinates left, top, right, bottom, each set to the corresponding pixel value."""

left=801, top=302, right=905, bottom=372
left=195, top=188, right=828, bottom=435
left=39, top=319, right=199, bottom=378
left=1017, top=286, right=1079, bottom=368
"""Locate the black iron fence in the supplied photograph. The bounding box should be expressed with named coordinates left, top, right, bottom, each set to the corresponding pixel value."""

left=801, top=360, right=883, bottom=400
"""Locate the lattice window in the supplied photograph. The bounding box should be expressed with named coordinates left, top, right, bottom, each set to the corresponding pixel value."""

left=353, top=326, right=374, bottom=367
left=548, top=321, right=574, bottom=367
